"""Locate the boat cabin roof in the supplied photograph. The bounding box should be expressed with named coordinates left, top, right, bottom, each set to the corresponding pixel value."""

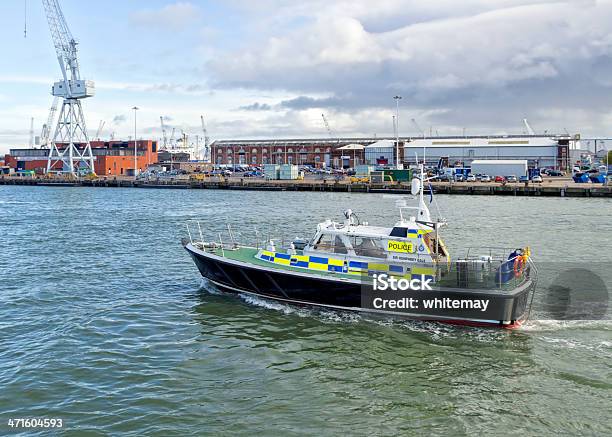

left=316, top=219, right=433, bottom=240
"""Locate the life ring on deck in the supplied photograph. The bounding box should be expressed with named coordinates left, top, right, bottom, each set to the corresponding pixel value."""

left=513, top=255, right=525, bottom=277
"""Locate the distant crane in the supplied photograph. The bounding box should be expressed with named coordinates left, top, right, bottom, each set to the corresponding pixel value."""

left=194, top=135, right=200, bottom=161
left=178, top=130, right=188, bottom=149
left=95, top=120, right=105, bottom=140
left=200, top=115, right=210, bottom=161
left=523, top=118, right=536, bottom=135
left=321, top=113, right=333, bottom=138
left=411, top=118, right=425, bottom=138
left=29, top=117, right=34, bottom=148
left=169, top=127, right=176, bottom=150
left=39, top=96, right=59, bottom=148
left=43, top=0, right=96, bottom=175
left=159, top=116, right=168, bottom=150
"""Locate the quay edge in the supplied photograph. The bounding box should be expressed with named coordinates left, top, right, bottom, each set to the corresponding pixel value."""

left=1, top=176, right=611, bottom=198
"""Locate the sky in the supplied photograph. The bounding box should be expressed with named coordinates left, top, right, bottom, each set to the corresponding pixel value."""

left=1, top=0, right=612, bottom=154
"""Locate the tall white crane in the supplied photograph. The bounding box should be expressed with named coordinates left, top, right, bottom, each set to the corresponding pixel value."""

left=200, top=115, right=210, bottom=162
left=43, top=0, right=95, bottom=175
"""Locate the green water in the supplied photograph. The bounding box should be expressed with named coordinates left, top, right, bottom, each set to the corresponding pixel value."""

left=0, top=186, right=610, bottom=435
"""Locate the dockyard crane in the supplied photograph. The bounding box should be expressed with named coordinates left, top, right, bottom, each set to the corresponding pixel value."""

left=321, top=113, right=333, bottom=138
left=159, top=116, right=168, bottom=150
left=411, top=118, right=425, bottom=138
left=29, top=117, right=34, bottom=148
left=200, top=115, right=210, bottom=161
left=169, top=127, right=176, bottom=150
left=39, top=96, right=59, bottom=148
left=523, top=118, right=536, bottom=135
left=42, top=0, right=95, bottom=175
left=95, top=120, right=105, bottom=140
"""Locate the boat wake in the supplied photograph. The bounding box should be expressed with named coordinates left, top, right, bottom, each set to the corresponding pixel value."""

left=197, top=278, right=224, bottom=295
left=237, top=292, right=512, bottom=341
left=239, top=293, right=363, bottom=323
left=521, top=319, right=612, bottom=332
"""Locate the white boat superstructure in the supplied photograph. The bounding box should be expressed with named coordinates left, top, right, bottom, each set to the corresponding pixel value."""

left=256, top=164, right=449, bottom=281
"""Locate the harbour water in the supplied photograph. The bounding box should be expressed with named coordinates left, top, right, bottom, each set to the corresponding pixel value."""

left=1, top=186, right=611, bottom=435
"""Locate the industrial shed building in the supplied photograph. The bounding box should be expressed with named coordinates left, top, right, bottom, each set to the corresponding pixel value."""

left=404, top=135, right=574, bottom=170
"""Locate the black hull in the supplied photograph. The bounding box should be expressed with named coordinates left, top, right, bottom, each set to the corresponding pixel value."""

left=185, top=244, right=535, bottom=328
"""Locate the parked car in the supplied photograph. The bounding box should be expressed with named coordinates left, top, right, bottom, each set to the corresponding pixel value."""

left=505, top=175, right=518, bottom=183
left=494, top=176, right=506, bottom=183
left=531, top=175, right=543, bottom=183
left=519, top=175, right=529, bottom=183
left=466, top=174, right=476, bottom=182
left=546, top=169, right=563, bottom=176
left=454, top=174, right=465, bottom=182
left=480, top=175, right=491, bottom=182
left=437, top=174, right=450, bottom=182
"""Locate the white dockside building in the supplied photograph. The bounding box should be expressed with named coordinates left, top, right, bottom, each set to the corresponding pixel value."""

left=404, top=135, right=577, bottom=170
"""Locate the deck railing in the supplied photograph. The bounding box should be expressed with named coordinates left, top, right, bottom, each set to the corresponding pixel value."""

left=185, top=222, right=537, bottom=290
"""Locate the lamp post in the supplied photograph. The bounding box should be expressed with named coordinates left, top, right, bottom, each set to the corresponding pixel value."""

left=393, top=95, right=402, bottom=169
left=132, top=106, right=139, bottom=178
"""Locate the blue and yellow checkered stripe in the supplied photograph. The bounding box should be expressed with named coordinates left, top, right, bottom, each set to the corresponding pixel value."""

left=259, top=251, right=409, bottom=276
left=405, top=229, right=433, bottom=239
left=407, top=266, right=435, bottom=282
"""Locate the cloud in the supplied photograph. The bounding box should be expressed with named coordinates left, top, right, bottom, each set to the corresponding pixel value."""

left=130, top=2, right=201, bottom=31
left=238, top=102, right=273, bottom=111
left=96, top=80, right=208, bottom=94
left=205, top=0, right=612, bottom=135
left=112, top=114, right=127, bottom=125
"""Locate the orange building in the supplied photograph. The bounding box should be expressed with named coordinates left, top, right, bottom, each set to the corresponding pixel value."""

left=4, top=140, right=158, bottom=176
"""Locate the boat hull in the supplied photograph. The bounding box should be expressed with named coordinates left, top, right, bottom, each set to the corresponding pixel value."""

left=185, top=244, right=535, bottom=328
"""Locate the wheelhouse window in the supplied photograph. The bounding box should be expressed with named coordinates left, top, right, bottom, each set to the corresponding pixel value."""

left=352, top=237, right=386, bottom=258
left=313, top=234, right=334, bottom=251
left=313, top=234, right=347, bottom=254
left=389, top=227, right=408, bottom=238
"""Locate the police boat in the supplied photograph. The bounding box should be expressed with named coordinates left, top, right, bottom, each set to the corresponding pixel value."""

left=183, top=164, right=537, bottom=328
